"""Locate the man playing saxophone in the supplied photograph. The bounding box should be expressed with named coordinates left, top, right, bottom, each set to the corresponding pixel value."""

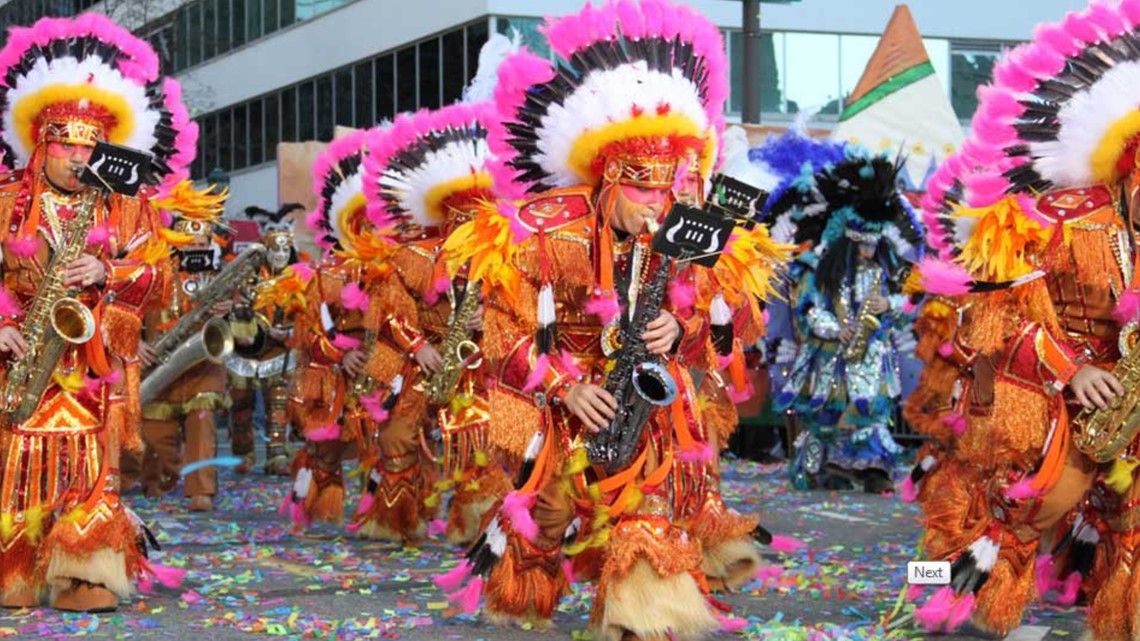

left=0, top=15, right=195, bottom=612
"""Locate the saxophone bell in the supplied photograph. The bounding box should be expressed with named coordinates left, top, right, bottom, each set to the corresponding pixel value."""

left=631, top=361, right=677, bottom=407
left=50, top=298, right=95, bottom=344
left=456, top=339, right=482, bottom=370
left=200, top=316, right=235, bottom=364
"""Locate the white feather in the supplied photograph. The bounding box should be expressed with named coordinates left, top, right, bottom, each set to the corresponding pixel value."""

left=775, top=339, right=798, bottom=364
left=485, top=516, right=507, bottom=557
left=968, top=536, right=1000, bottom=572
left=463, top=31, right=521, bottom=104
left=720, top=126, right=780, bottom=192
left=920, top=455, right=936, bottom=472
left=319, top=302, right=335, bottom=332
left=881, top=224, right=913, bottom=260
left=294, top=467, right=313, bottom=499
left=710, top=294, right=732, bottom=326
left=522, top=431, right=545, bottom=461
left=4, top=55, right=160, bottom=165
left=380, top=136, right=489, bottom=228
left=770, top=212, right=797, bottom=244
left=536, top=63, right=709, bottom=187
left=369, top=469, right=382, bottom=484
left=537, top=283, right=555, bottom=326
left=327, top=169, right=365, bottom=244
left=390, top=374, right=404, bottom=395
left=1076, top=523, right=1100, bottom=544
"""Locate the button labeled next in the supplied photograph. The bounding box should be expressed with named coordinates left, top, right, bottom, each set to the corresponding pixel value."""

left=907, top=561, right=951, bottom=585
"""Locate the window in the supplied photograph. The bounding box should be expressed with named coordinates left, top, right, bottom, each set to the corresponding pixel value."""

left=249, top=99, right=264, bottom=166
left=264, top=94, right=281, bottom=160
left=232, top=0, right=246, bottom=48
left=784, top=33, right=841, bottom=115
left=354, top=61, right=374, bottom=128
left=442, top=28, right=466, bottom=104
left=233, top=104, right=248, bottom=169
left=951, top=43, right=1002, bottom=120
left=280, top=0, right=296, bottom=28
left=187, top=3, right=202, bottom=67
left=247, top=0, right=263, bottom=42
left=217, top=0, right=232, bottom=55
left=376, top=54, right=395, bottom=121
left=202, top=0, right=216, bottom=61
left=218, top=109, right=233, bottom=171
left=202, top=113, right=218, bottom=174
left=839, top=35, right=880, bottom=100
left=297, top=81, right=315, bottom=141
left=466, top=21, right=489, bottom=85
left=419, top=39, right=441, bottom=110
left=496, top=17, right=548, bottom=59
left=396, top=45, right=417, bottom=113
left=264, top=0, right=279, bottom=37
left=281, top=87, right=297, bottom=142
left=335, top=67, right=353, bottom=129
left=316, top=75, right=334, bottom=140
left=175, top=9, right=189, bottom=71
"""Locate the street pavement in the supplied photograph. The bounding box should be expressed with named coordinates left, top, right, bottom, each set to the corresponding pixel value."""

left=0, top=438, right=1087, bottom=640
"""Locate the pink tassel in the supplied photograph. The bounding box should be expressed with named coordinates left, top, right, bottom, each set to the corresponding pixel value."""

left=0, top=287, right=23, bottom=319
left=943, top=413, right=967, bottom=437
left=754, top=566, right=782, bottom=583
left=277, top=492, right=293, bottom=517
left=906, top=584, right=926, bottom=601
left=331, top=334, right=362, bottom=351
left=769, top=535, right=806, bottom=553
left=902, top=298, right=918, bottom=315
left=447, top=576, right=484, bottom=615
left=677, top=442, right=715, bottom=464
left=359, top=392, right=390, bottom=423
left=501, top=491, right=539, bottom=542
left=726, top=382, right=754, bottom=404
left=345, top=521, right=363, bottom=533
left=716, top=353, right=734, bottom=370
left=667, top=281, right=695, bottom=311
left=900, top=476, right=919, bottom=504
left=424, top=276, right=452, bottom=307
left=1004, top=478, right=1041, bottom=501
left=562, top=559, right=577, bottom=584
left=341, top=282, right=369, bottom=312
left=428, top=519, right=448, bottom=538
left=522, top=354, right=551, bottom=392
left=138, top=574, right=155, bottom=594
left=86, top=224, right=113, bottom=251
left=913, top=586, right=956, bottom=632
left=714, top=612, right=748, bottom=632
left=557, top=350, right=584, bottom=381
left=147, top=562, right=186, bottom=589
left=290, top=502, right=310, bottom=528
left=1035, top=554, right=1057, bottom=598
left=945, top=592, right=976, bottom=630
left=7, top=236, right=39, bottom=258
left=918, top=258, right=973, bottom=296
left=1056, top=571, right=1081, bottom=606
left=937, top=341, right=955, bottom=358
left=434, top=560, right=473, bottom=592
left=305, top=209, right=323, bottom=232
left=354, top=493, right=374, bottom=516
left=585, top=292, right=621, bottom=325
left=307, top=423, right=341, bottom=442
left=963, top=172, right=1010, bottom=206
left=1116, top=289, right=1140, bottom=324
left=290, top=262, right=314, bottom=282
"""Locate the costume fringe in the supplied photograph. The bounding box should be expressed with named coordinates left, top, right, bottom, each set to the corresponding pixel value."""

left=594, top=559, right=718, bottom=641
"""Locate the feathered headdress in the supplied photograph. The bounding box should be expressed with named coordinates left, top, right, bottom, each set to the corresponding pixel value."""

left=487, top=0, right=728, bottom=200
left=308, top=130, right=372, bottom=254
left=246, top=203, right=301, bottom=236
left=0, top=15, right=197, bottom=192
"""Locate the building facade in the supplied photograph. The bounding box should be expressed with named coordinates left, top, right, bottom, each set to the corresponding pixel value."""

left=0, top=0, right=1087, bottom=213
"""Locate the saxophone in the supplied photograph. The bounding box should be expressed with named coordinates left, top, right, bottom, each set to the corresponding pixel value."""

left=425, top=278, right=483, bottom=406
left=585, top=231, right=679, bottom=474
left=1072, top=322, right=1140, bottom=463
left=2, top=189, right=100, bottom=425
left=140, top=244, right=266, bottom=404
left=350, top=327, right=379, bottom=398
left=842, top=301, right=881, bottom=362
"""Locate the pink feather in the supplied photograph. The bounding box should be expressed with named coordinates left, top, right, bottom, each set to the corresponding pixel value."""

left=726, top=382, right=754, bottom=404
left=1115, top=289, right=1140, bottom=323
left=992, top=50, right=1038, bottom=93
left=913, top=586, right=956, bottom=632
left=1061, top=11, right=1102, bottom=45
left=667, top=281, right=696, bottom=311
left=938, top=341, right=955, bottom=359
left=1086, top=2, right=1128, bottom=37
left=1013, top=41, right=1066, bottom=78
left=86, top=224, right=112, bottom=250
left=769, top=535, right=806, bottom=553
left=714, top=612, right=748, bottom=633
left=1004, top=477, right=1041, bottom=501
left=1033, top=22, right=1083, bottom=58
left=428, top=519, right=448, bottom=538
left=1122, top=0, right=1140, bottom=27
left=345, top=521, right=363, bottom=533
left=918, top=258, right=973, bottom=296
left=161, top=78, right=198, bottom=177
left=945, top=592, right=976, bottom=630
left=146, top=562, right=187, bottom=589
left=1056, top=571, right=1082, bottom=606
left=290, top=262, right=315, bottom=282
left=716, top=353, right=734, bottom=370
left=556, top=350, right=584, bottom=381
left=975, top=85, right=1025, bottom=122
left=523, top=353, right=551, bottom=393
left=6, top=236, right=40, bottom=258
left=354, top=493, right=374, bottom=517
left=562, top=559, right=577, bottom=584
left=448, top=576, right=484, bottom=615
left=305, top=209, right=324, bottom=233
left=331, top=334, right=362, bottom=351
left=435, top=560, right=473, bottom=592
left=899, top=476, right=919, bottom=504
left=277, top=492, right=293, bottom=517
left=359, top=392, right=390, bottom=423
left=137, top=574, right=155, bottom=595
left=963, top=172, right=1010, bottom=206
left=501, top=491, right=539, bottom=542
left=1035, top=554, right=1058, bottom=598
left=943, top=413, right=967, bottom=437
left=677, top=441, right=715, bottom=464
left=585, top=292, right=621, bottom=325
left=341, top=282, right=369, bottom=312
left=902, top=298, right=918, bottom=315
left=906, top=584, right=926, bottom=603
left=0, top=287, right=23, bottom=319
left=159, top=210, right=174, bottom=228
left=307, top=423, right=341, bottom=442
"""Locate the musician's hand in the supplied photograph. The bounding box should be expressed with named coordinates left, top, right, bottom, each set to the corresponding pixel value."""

left=64, top=255, right=106, bottom=288
left=466, top=305, right=484, bottom=332
left=1070, top=365, right=1125, bottom=411
left=564, top=383, right=618, bottom=433
left=643, top=311, right=681, bottom=355
left=211, top=300, right=233, bottom=317
left=268, top=327, right=290, bottom=342
left=866, top=296, right=890, bottom=314
left=0, top=326, right=28, bottom=359
left=838, top=326, right=856, bottom=344
left=138, top=340, right=156, bottom=368
left=415, top=343, right=444, bottom=375
left=343, top=349, right=367, bottom=378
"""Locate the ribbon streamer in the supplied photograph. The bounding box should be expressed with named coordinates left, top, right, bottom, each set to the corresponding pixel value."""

left=180, top=456, right=244, bottom=477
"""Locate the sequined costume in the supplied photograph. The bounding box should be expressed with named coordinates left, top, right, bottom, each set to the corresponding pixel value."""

left=228, top=205, right=304, bottom=476
left=906, top=2, right=1140, bottom=637
left=432, top=3, right=786, bottom=639
left=0, top=15, right=195, bottom=612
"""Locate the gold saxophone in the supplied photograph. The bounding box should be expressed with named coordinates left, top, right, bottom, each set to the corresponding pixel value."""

left=425, top=279, right=483, bottom=406
left=842, top=302, right=881, bottom=362
left=2, top=189, right=100, bottom=424
left=1073, top=323, right=1140, bottom=463
left=350, top=327, right=379, bottom=398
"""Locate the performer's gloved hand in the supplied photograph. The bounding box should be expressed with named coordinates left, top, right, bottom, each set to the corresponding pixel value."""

left=268, top=327, right=290, bottom=342
left=343, top=349, right=367, bottom=378
left=1070, top=364, right=1124, bottom=411
left=64, top=254, right=106, bottom=288
left=865, top=295, right=890, bottom=314
left=138, top=340, right=156, bottom=368
left=642, top=310, right=681, bottom=355
left=0, top=326, right=28, bottom=359
left=565, top=383, right=617, bottom=432
left=415, top=343, right=444, bottom=375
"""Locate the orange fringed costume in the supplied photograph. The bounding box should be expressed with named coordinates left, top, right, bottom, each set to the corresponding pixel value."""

left=0, top=14, right=197, bottom=612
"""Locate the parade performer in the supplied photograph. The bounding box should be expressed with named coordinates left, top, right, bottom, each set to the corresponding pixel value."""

left=228, top=204, right=305, bottom=476
left=770, top=148, right=923, bottom=493
left=363, top=100, right=511, bottom=546
left=435, top=2, right=785, bottom=638
left=906, top=1, right=1140, bottom=638
left=133, top=184, right=231, bottom=512
left=282, top=130, right=405, bottom=533
left=0, top=14, right=194, bottom=611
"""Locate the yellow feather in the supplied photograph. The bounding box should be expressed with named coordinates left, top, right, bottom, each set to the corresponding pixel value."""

left=1107, top=458, right=1140, bottom=495
left=955, top=196, right=1053, bottom=282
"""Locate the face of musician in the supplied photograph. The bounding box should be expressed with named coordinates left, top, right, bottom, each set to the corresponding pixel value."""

left=857, top=242, right=877, bottom=262
left=611, top=183, right=669, bottom=235
left=675, top=172, right=702, bottom=207
left=44, top=142, right=94, bottom=193
left=267, top=235, right=292, bottom=271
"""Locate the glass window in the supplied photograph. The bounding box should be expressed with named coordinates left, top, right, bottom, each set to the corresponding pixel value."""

left=264, top=0, right=279, bottom=36
left=264, top=94, right=280, bottom=160
left=280, top=0, right=296, bottom=27
left=247, top=0, right=262, bottom=41
left=232, top=104, right=248, bottom=169
left=783, top=32, right=840, bottom=115
left=202, top=114, right=218, bottom=174
left=924, top=38, right=952, bottom=96
left=335, top=67, right=353, bottom=129
left=175, top=8, right=188, bottom=71
left=203, top=0, right=216, bottom=61
left=466, top=20, right=489, bottom=85
left=951, top=45, right=1001, bottom=120
left=218, top=109, right=233, bottom=171
left=354, top=61, right=373, bottom=128
left=281, top=87, right=297, bottom=142
left=232, top=0, right=246, bottom=48
left=217, top=0, right=232, bottom=55
left=496, top=16, right=548, bottom=59
left=375, top=54, right=395, bottom=121
left=187, top=2, right=202, bottom=67
left=396, top=45, right=416, bottom=113
left=298, top=81, right=315, bottom=141
left=316, top=75, right=334, bottom=140
left=839, top=34, right=879, bottom=101
left=249, top=99, right=264, bottom=165
left=442, top=28, right=465, bottom=104
left=194, top=116, right=207, bottom=179
left=419, top=39, right=441, bottom=110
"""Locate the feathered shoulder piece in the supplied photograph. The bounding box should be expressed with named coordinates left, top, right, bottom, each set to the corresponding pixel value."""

left=442, top=200, right=524, bottom=302
left=253, top=262, right=314, bottom=316
left=712, top=225, right=792, bottom=307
